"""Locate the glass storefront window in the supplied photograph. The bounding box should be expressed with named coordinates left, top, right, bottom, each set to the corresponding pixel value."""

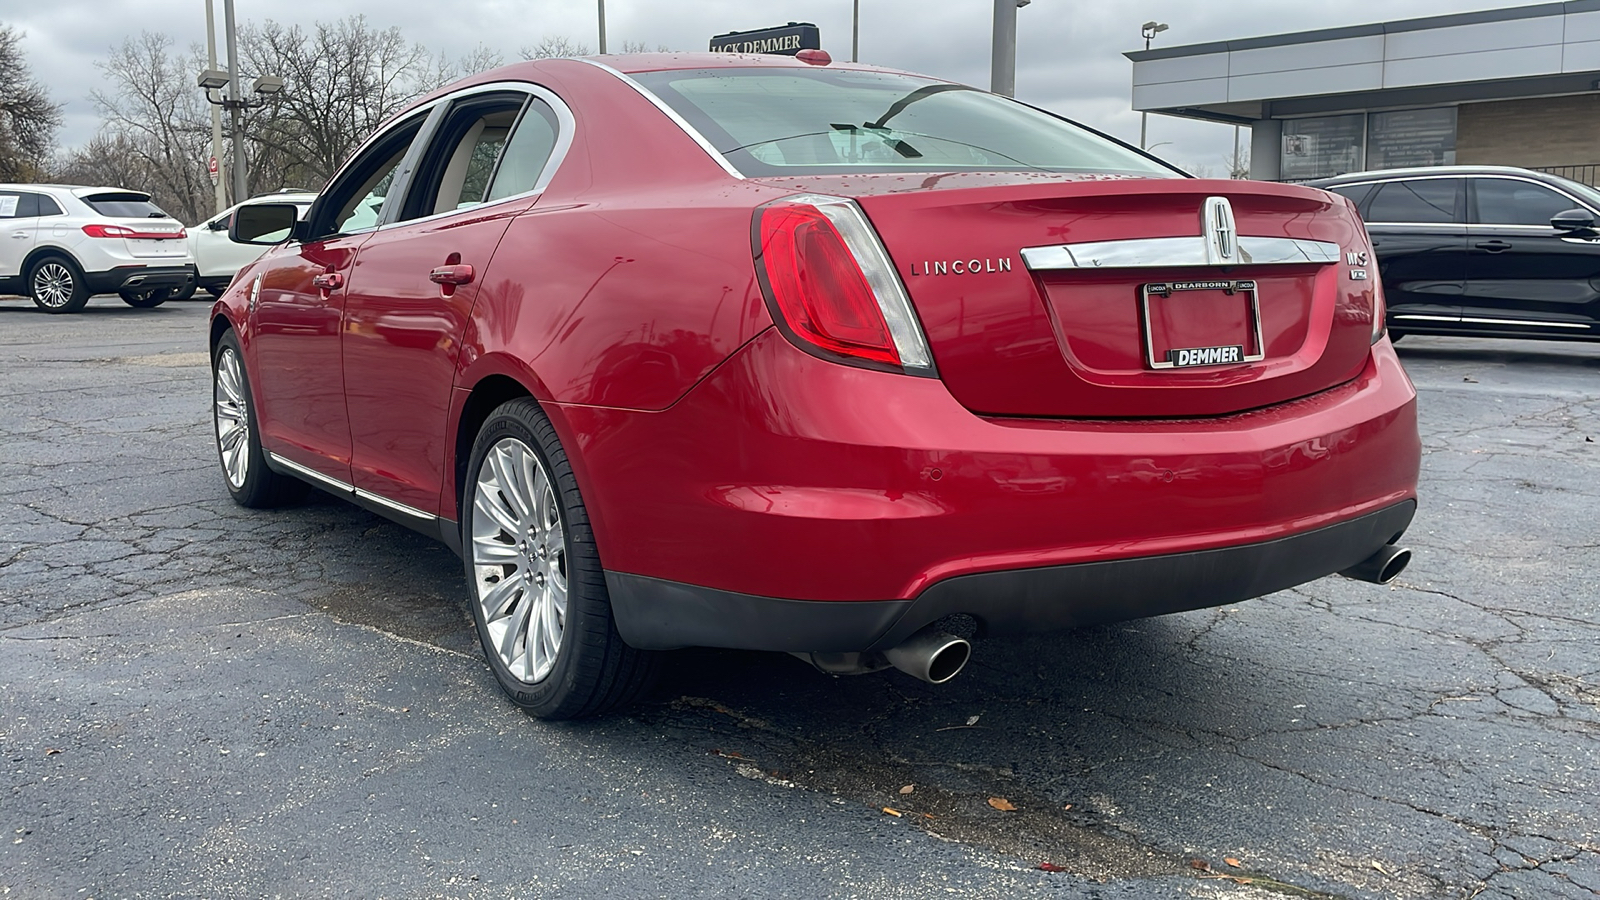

left=1280, top=115, right=1365, bottom=181
left=1367, top=107, right=1456, bottom=170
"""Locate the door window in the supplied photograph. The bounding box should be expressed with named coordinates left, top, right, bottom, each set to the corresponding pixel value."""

left=318, top=113, right=429, bottom=237
left=400, top=91, right=565, bottom=220
left=1326, top=184, right=1372, bottom=210
left=1364, top=179, right=1462, bottom=224
left=1473, top=178, right=1584, bottom=227
left=0, top=192, right=40, bottom=219
left=485, top=101, right=560, bottom=202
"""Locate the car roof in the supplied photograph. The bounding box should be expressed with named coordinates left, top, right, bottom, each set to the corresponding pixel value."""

left=1309, top=166, right=1565, bottom=186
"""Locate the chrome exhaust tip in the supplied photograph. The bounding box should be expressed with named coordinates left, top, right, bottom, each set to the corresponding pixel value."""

left=1341, top=544, right=1412, bottom=585
left=884, top=629, right=972, bottom=684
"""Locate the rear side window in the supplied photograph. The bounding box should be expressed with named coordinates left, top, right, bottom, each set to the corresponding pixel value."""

left=633, top=67, right=1175, bottom=178
left=485, top=100, right=560, bottom=202
left=1364, top=179, right=1461, bottom=224
left=1473, top=178, right=1583, bottom=226
left=37, top=195, right=63, bottom=216
left=82, top=193, right=169, bottom=218
left=1326, top=184, right=1372, bottom=209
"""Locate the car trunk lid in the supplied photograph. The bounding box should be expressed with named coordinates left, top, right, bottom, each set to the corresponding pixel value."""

left=755, top=174, right=1373, bottom=418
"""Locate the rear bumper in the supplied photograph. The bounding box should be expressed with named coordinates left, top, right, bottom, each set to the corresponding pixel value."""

left=554, top=328, right=1420, bottom=644
left=85, top=265, right=195, bottom=294
left=609, top=499, right=1415, bottom=651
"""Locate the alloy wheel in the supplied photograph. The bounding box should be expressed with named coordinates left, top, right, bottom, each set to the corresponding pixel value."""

left=471, top=437, right=568, bottom=684
left=33, top=263, right=74, bottom=309
left=213, top=347, right=251, bottom=489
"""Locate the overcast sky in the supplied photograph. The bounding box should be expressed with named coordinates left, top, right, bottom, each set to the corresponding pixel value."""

left=8, top=0, right=1517, bottom=175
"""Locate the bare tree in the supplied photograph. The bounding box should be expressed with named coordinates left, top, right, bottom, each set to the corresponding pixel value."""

left=242, top=16, right=437, bottom=191
left=55, top=134, right=158, bottom=194
left=0, top=24, right=63, bottom=181
left=519, top=37, right=591, bottom=60
left=88, top=32, right=213, bottom=223
left=618, top=41, right=675, bottom=53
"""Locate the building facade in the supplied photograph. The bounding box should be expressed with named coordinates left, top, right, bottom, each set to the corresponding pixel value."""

left=1126, top=2, right=1600, bottom=185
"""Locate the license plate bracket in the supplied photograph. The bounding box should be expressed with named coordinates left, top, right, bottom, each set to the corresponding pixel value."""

left=1140, top=279, right=1265, bottom=370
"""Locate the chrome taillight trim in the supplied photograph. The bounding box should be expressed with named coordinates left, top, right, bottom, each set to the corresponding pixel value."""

left=1020, top=236, right=1340, bottom=271
left=777, top=193, right=935, bottom=375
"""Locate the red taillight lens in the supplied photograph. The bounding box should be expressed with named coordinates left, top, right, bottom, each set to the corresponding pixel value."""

left=758, top=204, right=900, bottom=366
left=82, top=224, right=186, bottom=239
left=82, top=224, right=135, bottom=238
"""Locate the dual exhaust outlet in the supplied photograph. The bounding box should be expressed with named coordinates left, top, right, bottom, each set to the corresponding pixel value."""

left=797, top=543, right=1409, bottom=684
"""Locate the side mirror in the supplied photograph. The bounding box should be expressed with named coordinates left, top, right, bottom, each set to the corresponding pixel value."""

left=1550, top=208, right=1597, bottom=233
left=230, top=203, right=299, bottom=245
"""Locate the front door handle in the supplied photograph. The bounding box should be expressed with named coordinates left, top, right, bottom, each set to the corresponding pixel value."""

left=429, top=264, right=474, bottom=286
left=1475, top=240, right=1513, bottom=252
left=312, top=271, right=344, bottom=290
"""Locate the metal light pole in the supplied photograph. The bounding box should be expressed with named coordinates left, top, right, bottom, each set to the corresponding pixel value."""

left=597, top=0, right=607, bottom=53
left=990, top=0, right=1030, bottom=97
left=224, top=0, right=248, bottom=204
left=852, top=0, right=860, bottom=63
left=204, top=0, right=227, bottom=212
left=1139, top=21, right=1168, bottom=150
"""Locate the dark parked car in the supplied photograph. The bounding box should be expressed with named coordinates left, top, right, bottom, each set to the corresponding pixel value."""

left=1310, top=166, right=1600, bottom=343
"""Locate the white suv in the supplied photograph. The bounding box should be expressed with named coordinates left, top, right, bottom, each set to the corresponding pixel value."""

left=184, top=191, right=316, bottom=298
left=1, top=184, right=194, bottom=313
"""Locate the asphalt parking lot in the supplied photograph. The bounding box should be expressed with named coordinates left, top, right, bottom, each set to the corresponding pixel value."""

left=2, top=295, right=1597, bottom=899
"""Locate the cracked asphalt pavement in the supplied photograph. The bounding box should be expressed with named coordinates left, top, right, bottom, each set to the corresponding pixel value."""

left=3, top=295, right=1598, bottom=899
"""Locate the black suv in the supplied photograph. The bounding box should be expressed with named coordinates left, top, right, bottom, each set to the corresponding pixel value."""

left=1310, top=166, right=1600, bottom=343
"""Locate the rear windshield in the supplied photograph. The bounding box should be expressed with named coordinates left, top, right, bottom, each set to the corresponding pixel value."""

left=82, top=193, right=169, bottom=219
left=632, top=67, right=1176, bottom=178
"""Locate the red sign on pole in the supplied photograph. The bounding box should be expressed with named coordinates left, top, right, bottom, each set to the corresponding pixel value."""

left=208, top=156, right=220, bottom=185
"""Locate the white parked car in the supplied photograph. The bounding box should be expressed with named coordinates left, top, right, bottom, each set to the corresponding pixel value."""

left=0, top=184, right=194, bottom=313
left=184, top=191, right=316, bottom=298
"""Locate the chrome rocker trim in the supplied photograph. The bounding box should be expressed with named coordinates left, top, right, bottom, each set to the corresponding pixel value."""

left=266, top=452, right=437, bottom=523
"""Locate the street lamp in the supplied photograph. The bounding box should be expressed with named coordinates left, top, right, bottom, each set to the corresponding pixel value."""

left=195, top=0, right=283, bottom=206
left=991, top=0, right=1032, bottom=98
left=1139, top=21, right=1169, bottom=150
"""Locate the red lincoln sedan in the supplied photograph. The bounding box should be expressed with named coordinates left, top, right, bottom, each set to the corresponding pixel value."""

left=213, top=53, right=1419, bottom=718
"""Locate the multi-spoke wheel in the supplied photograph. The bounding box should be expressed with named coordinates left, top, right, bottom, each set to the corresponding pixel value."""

left=463, top=398, right=656, bottom=718
left=29, top=256, right=89, bottom=313
left=471, top=437, right=569, bottom=683
left=211, top=329, right=305, bottom=508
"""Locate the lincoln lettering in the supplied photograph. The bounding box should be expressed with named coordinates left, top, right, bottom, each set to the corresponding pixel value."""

left=1171, top=346, right=1243, bottom=366
left=910, top=257, right=1013, bottom=275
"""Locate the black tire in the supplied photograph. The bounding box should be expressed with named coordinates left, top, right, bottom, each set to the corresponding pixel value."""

left=170, top=280, right=198, bottom=301
left=28, top=255, right=89, bottom=314
left=1388, top=331, right=1406, bottom=344
left=462, top=397, right=657, bottom=719
left=203, top=285, right=226, bottom=299
left=211, top=329, right=307, bottom=508
left=120, top=288, right=171, bottom=308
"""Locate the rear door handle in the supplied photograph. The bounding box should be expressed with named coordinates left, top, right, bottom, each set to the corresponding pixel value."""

left=429, top=264, right=474, bottom=286
left=312, top=272, right=344, bottom=290
left=1475, top=240, right=1513, bottom=252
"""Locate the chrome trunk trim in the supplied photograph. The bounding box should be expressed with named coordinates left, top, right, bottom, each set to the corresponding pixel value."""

left=1020, top=236, right=1340, bottom=271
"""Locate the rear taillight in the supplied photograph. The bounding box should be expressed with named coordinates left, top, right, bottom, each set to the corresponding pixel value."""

left=82, top=224, right=187, bottom=239
left=754, top=195, right=933, bottom=375
left=83, top=224, right=134, bottom=238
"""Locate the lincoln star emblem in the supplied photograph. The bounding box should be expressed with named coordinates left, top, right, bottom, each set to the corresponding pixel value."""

left=1202, top=196, right=1238, bottom=265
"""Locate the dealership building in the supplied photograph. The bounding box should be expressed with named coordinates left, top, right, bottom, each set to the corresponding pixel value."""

left=1126, top=2, right=1600, bottom=184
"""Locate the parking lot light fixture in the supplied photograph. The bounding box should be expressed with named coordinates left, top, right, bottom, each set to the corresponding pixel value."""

left=251, top=76, right=284, bottom=96
left=197, top=69, right=231, bottom=90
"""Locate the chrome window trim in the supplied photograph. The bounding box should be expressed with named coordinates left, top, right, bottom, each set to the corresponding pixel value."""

left=1020, top=235, right=1339, bottom=270
left=372, top=81, right=579, bottom=233
left=267, top=452, right=439, bottom=521
left=576, top=59, right=746, bottom=180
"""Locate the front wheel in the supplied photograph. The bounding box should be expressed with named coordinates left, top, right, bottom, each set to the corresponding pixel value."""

left=120, top=288, right=171, bottom=308
left=463, top=398, right=657, bottom=719
left=212, top=330, right=306, bottom=508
